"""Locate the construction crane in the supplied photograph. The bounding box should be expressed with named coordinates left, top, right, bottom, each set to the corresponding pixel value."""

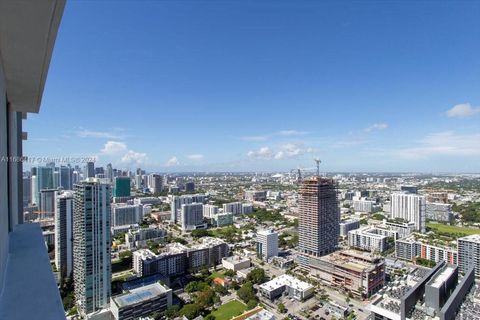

left=290, top=164, right=317, bottom=183
left=314, top=158, right=321, bottom=177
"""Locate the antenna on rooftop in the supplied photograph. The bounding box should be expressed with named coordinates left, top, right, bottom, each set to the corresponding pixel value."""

left=314, top=158, right=321, bottom=177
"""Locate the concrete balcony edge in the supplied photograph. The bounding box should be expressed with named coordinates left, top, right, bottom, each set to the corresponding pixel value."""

left=0, top=223, right=66, bottom=320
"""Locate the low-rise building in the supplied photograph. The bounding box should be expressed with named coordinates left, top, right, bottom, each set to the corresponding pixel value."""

left=212, top=212, right=234, bottom=227
left=395, top=235, right=458, bottom=265
left=222, top=255, right=251, bottom=272
left=259, top=274, right=314, bottom=301
left=133, top=237, right=229, bottom=277
left=245, top=190, right=267, bottom=202
left=110, top=282, right=172, bottom=320
left=300, top=249, right=385, bottom=298
left=368, top=262, right=475, bottom=320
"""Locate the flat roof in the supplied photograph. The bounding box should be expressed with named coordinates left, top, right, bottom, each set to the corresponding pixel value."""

left=113, top=283, right=170, bottom=308
left=430, top=266, right=456, bottom=288
left=259, top=274, right=313, bottom=292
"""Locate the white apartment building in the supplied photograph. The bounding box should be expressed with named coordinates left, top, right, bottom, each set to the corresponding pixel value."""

left=458, top=234, right=480, bottom=278
left=111, top=203, right=143, bottom=227
left=340, top=219, right=360, bottom=237
left=73, top=179, right=111, bottom=316
left=54, top=190, right=74, bottom=280
left=223, top=202, right=243, bottom=215
left=348, top=227, right=391, bottom=253
left=181, top=203, right=205, bottom=231
left=147, top=174, right=163, bottom=193
left=256, top=230, right=278, bottom=261
left=353, top=199, right=375, bottom=213
left=202, top=204, right=219, bottom=218
left=390, top=193, right=426, bottom=232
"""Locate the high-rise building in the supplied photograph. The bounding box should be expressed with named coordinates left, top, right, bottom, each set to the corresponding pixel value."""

left=458, top=234, right=480, bottom=278
left=94, top=167, right=104, bottom=175
left=36, top=166, right=54, bottom=195
left=203, top=204, right=219, bottom=218
left=73, top=179, right=112, bottom=316
left=55, top=190, right=74, bottom=280
left=390, top=193, right=426, bottom=232
left=185, top=181, right=195, bottom=192
left=106, top=163, right=113, bottom=182
left=22, top=176, right=31, bottom=208
left=59, top=165, right=73, bottom=190
left=181, top=203, right=205, bottom=231
left=148, top=174, right=163, bottom=193
left=113, top=176, right=131, bottom=198
left=223, top=202, right=243, bottom=215
left=31, top=175, right=38, bottom=205
left=111, top=203, right=143, bottom=227
left=72, top=170, right=80, bottom=185
left=256, top=230, right=279, bottom=261
left=53, top=169, right=60, bottom=188
left=134, top=174, right=143, bottom=190
left=400, top=185, right=418, bottom=194
left=298, top=177, right=339, bottom=259
left=39, top=189, right=57, bottom=219
left=171, top=194, right=207, bottom=223
left=85, top=161, right=95, bottom=178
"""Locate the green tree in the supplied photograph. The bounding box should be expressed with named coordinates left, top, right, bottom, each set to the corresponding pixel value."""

left=164, top=305, right=180, bottom=319
left=237, top=281, right=256, bottom=303
left=247, top=268, right=266, bottom=284
left=277, top=303, right=286, bottom=313
left=196, top=288, right=216, bottom=308
left=214, top=284, right=228, bottom=295
left=224, top=269, right=236, bottom=277
left=246, top=299, right=258, bottom=310
left=180, top=304, right=202, bottom=320
left=185, top=281, right=198, bottom=293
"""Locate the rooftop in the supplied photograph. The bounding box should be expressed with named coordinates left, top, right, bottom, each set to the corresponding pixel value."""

left=459, top=234, right=480, bottom=243
left=259, top=274, right=313, bottom=292
left=112, top=282, right=171, bottom=308
left=430, top=265, right=456, bottom=289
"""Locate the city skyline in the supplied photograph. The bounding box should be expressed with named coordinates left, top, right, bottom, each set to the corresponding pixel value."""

left=24, top=1, right=480, bottom=172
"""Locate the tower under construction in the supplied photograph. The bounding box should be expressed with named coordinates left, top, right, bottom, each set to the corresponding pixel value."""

left=298, top=176, right=339, bottom=260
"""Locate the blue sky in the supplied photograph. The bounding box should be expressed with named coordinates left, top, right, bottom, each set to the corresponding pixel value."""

left=24, top=1, right=480, bottom=173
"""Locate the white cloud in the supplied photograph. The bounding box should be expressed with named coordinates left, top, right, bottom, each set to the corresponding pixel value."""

left=248, top=143, right=314, bottom=160
left=446, top=103, right=480, bottom=118
left=240, top=129, right=309, bottom=141
left=101, top=141, right=127, bottom=155
left=187, top=154, right=204, bottom=160
left=273, top=143, right=314, bottom=159
left=165, top=156, right=180, bottom=167
left=99, top=141, right=147, bottom=166
left=395, top=131, right=480, bottom=160
left=364, top=123, right=388, bottom=132
left=76, top=128, right=124, bottom=139
left=240, top=135, right=269, bottom=141
left=278, top=130, right=308, bottom=136
left=121, top=150, right=147, bottom=165
left=247, top=147, right=273, bottom=159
